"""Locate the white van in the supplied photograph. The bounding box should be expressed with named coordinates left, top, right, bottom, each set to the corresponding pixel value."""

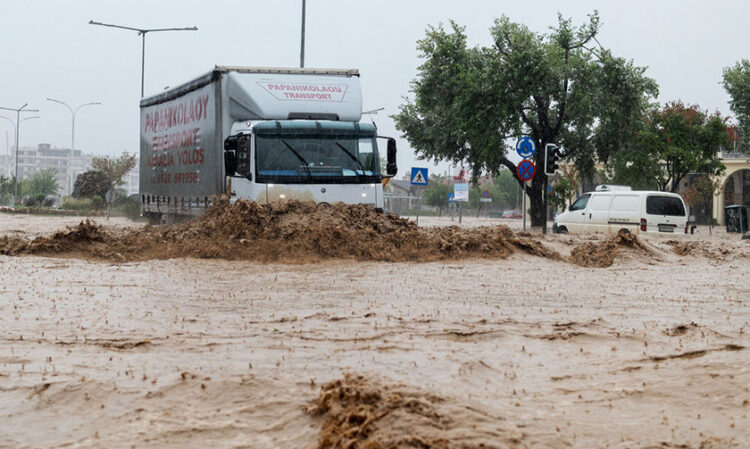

left=553, top=191, right=689, bottom=235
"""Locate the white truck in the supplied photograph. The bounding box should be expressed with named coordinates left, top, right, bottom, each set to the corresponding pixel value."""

left=139, top=66, right=397, bottom=223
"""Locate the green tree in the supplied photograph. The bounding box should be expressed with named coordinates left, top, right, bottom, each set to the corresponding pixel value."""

left=722, top=59, right=750, bottom=151
left=422, top=178, right=454, bottom=215
left=72, top=170, right=110, bottom=199
left=549, top=166, right=579, bottom=211
left=491, top=170, right=522, bottom=210
left=393, top=12, right=657, bottom=226
left=91, top=152, right=137, bottom=188
left=24, top=169, right=60, bottom=197
left=0, top=175, right=14, bottom=205
left=605, top=102, right=728, bottom=192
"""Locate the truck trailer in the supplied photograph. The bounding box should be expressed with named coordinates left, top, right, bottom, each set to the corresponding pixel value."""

left=139, top=66, right=397, bottom=223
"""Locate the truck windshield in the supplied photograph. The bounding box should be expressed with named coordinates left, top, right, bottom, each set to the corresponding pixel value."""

left=256, top=134, right=380, bottom=183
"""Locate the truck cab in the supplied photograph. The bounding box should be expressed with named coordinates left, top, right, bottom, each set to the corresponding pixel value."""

left=225, top=120, right=394, bottom=210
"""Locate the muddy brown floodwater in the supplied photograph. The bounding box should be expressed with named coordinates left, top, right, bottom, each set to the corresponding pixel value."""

left=0, top=201, right=749, bottom=449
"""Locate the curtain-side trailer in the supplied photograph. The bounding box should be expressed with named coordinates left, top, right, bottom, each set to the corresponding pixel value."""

left=139, top=66, right=397, bottom=224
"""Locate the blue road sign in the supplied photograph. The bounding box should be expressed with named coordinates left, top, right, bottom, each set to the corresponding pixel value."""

left=515, top=136, right=536, bottom=159
left=410, top=167, right=428, bottom=185
left=448, top=193, right=455, bottom=202
left=517, top=159, right=536, bottom=182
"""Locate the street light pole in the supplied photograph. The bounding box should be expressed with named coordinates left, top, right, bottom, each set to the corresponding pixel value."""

left=300, top=0, right=306, bottom=68
left=89, top=20, right=198, bottom=97
left=0, top=104, right=39, bottom=204
left=0, top=115, right=14, bottom=177
left=46, top=98, right=101, bottom=195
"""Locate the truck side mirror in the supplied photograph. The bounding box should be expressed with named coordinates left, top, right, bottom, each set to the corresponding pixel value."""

left=224, top=134, right=252, bottom=180
left=224, top=151, right=237, bottom=177
left=386, top=138, right=397, bottom=177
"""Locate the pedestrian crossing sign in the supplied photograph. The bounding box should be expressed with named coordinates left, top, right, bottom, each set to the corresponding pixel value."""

left=410, top=167, right=428, bottom=185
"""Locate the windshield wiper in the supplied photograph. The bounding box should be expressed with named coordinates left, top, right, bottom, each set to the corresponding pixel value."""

left=334, top=141, right=367, bottom=175
left=280, top=139, right=311, bottom=177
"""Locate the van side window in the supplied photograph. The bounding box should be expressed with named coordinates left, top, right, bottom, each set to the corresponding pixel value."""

left=570, top=194, right=590, bottom=211
left=646, top=196, right=686, bottom=216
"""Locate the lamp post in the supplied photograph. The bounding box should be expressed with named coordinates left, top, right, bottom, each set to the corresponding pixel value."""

left=46, top=99, right=101, bottom=194
left=89, top=20, right=198, bottom=97
left=362, top=107, right=385, bottom=115
left=0, top=104, right=39, bottom=204
left=300, top=0, right=306, bottom=68
left=0, top=115, right=14, bottom=177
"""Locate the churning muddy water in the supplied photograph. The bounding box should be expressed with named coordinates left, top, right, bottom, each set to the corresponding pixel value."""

left=0, top=203, right=748, bottom=448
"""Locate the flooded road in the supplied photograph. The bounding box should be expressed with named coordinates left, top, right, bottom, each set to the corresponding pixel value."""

left=0, top=211, right=748, bottom=448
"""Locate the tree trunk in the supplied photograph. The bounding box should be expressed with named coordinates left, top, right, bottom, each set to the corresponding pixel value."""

left=528, top=185, right=545, bottom=226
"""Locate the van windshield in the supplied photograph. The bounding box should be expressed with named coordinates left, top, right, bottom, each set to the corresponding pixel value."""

left=646, top=196, right=686, bottom=216
left=570, top=194, right=590, bottom=211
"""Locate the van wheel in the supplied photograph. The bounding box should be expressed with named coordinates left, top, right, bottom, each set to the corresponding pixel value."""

left=557, top=226, right=568, bottom=234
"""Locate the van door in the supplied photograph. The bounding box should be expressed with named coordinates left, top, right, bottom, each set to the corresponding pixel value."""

left=587, top=194, right=612, bottom=233
left=608, top=194, right=640, bottom=233
left=565, top=194, right=591, bottom=233
left=644, top=194, right=687, bottom=234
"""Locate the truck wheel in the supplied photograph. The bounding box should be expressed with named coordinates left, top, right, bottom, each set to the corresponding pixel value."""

left=557, top=226, right=568, bottom=234
left=145, top=213, right=162, bottom=226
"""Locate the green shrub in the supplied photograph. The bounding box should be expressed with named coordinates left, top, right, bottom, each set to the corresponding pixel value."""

left=91, top=195, right=105, bottom=209
left=42, top=197, right=56, bottom=207
left=62, top=197, right=93, bottom=211
left=115, top=195, right=142, bottom=220
left=24, top=196, right=37, bottom=207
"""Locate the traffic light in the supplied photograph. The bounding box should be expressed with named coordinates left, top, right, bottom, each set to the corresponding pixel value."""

left=544, top=143, right=560, bottom=176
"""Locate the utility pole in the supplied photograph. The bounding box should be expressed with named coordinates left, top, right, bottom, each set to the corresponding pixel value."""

left=89, top=20, right=198, bottom=97
left=300, top=0, right=306, bottom=68
left=0, top=104, right=39, bottom=204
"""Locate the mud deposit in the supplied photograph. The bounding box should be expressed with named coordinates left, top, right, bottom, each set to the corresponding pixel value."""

left=0, top=199, right=560, bottom=263
left=569, top=230, right=653, bottom=268
left=310, top=374, right=523, bottom=449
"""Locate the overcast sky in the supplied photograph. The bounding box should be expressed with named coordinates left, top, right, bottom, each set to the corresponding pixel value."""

left=1, top=0, right=748, bottom=176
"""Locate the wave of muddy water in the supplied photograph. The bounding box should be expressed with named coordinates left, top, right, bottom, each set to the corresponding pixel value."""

left=1, top=205, right=749, bottom=448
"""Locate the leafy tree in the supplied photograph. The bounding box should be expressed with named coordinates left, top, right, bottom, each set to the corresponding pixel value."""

left=393, top=12, right=657, bottom=225
left=682, top=175, right=721, bottom=226
left=24, top=168, right=60, bottom=198
left=91, top=152, right=137, bottom=188
left=422, top=178, right=454, bottom=215
left=605, top=102, right=728, bottom=192
left=0, top=175, right=14, bottom=205
left=722, top=59, right=750, bottom=151
left=549, top=166, right=579, bottom=211
left=491, top=170, right=522, bottom=210
left=72, top=170, right=110, bottom=199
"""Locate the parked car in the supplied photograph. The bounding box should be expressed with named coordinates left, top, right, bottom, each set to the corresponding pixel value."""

left=553, top=190, right=689, bottom=235
left=501, top=209, right=523, bottom=219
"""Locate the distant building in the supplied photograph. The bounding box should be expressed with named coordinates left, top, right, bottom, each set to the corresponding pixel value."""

left=123, top=163, right=139, bottom=195
left=8, top=144, right=94, bottom=196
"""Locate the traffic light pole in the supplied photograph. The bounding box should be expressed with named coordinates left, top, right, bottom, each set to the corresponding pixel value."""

left=543, top=172, right=548, bottom=235
left=542, top=143, right=559, bottom=236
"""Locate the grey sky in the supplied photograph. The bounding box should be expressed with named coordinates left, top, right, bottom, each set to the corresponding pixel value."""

left=1, top=0, right=748, bottom=176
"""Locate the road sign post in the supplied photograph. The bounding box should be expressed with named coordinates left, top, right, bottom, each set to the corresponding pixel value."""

left=410, top=167, right=428, bottom=225
left=105, top=188, right=116, bottom=221
left=453, top=183, right=469, bottom=224
left=515, top=136, right=536, bottom=159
